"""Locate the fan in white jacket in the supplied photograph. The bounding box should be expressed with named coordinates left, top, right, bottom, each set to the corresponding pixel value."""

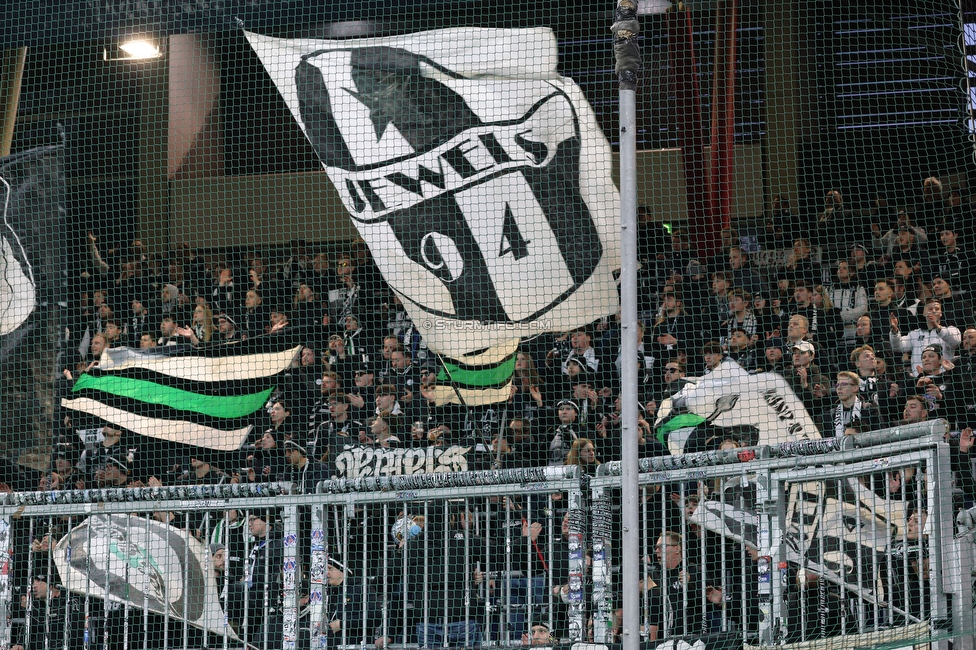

left=890, top=298, right=961, bottom=376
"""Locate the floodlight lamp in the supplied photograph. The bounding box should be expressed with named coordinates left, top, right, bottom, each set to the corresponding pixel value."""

left=103, top=38, right=163, bottom=61
left=119, top=39, right=160, bottom=59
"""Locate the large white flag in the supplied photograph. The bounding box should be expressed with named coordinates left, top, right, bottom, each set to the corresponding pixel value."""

left=246, top=28, right=620, bottom=360
left=54, top=514, right=239, bottom=641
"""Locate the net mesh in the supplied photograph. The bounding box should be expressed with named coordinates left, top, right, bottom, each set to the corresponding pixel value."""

left=2, top=0, right=976, bottom=648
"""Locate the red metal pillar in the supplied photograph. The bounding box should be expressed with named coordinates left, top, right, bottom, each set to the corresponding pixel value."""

left=710, top=0, right=737, bottom=253
left=667, top=7, right=713, bottom=259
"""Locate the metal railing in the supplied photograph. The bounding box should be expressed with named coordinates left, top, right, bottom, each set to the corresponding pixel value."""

left=0, top=420, right=970, bottom=650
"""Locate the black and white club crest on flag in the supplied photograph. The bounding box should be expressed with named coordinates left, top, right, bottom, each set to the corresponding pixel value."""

left=247, top=29, right=620, bottom=357
left=0, top=145, right=64, bottom=359
left=53, top=514, right=239, bottom=641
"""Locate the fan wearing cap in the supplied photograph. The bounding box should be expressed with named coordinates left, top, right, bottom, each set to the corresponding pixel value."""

left=555, top=355, right=588, bottom=394
left=911, top=344, right=958, bottom=424
left=891, top=298, right=961, bottom=377
left=547, top=400, right=582, bottom=466
left=850, top=243, right=883, bottom=289
left=341, top=314, right=371, bottom=362
left=307, top=393, right=353, bottom=463
left=94, top=452, right=130, bottom=488
left=210, top=542, right=227, bottom=578
left=784, top=340, right=830, bottom=417
left=383, top=512, right=484, bottom=648
left=284, top=438, right=332, bottom=494
left=11, top=571, right=83, bottom=650
left=216, top=312, right=242, bottom=342
left=268, top=307, right=290, bottom=335
left=52, top=443, right=82, bottom=490
left=564, top=374, right=601, bottom=431
left=78, top=424, right=129, bottom=488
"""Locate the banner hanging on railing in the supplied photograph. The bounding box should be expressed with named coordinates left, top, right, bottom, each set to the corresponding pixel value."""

left=333, top=443, right=490, bottom=479
left=53, top=513, right=239, bottom=642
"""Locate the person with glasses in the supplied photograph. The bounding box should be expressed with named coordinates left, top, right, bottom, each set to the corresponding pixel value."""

left=328, top=255, right=362, bottom=324
left=346, top=362, right=376, bottom=420
left=659, top=359, right=690, bottom=401
left=828, top=371, right=879, bottom=437
left=645, top=532, right=704, bottom=639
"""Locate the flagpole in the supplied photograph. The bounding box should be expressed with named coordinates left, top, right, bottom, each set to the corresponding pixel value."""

left=612, top=2, right=642, bottom=650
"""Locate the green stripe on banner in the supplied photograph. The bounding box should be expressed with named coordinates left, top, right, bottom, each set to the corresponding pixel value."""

left=72, top=373, right=274, bottom=419
left=655, top=413, right=706, bottom=445
left=437, top=354, right=516, bottom=387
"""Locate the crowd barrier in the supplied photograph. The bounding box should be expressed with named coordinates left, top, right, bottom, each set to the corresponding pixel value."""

left=0, top=421, right=971, bottom=650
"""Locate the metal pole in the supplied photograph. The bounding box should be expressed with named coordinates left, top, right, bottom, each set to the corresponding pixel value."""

left=612, top=3, right=642, bottom=650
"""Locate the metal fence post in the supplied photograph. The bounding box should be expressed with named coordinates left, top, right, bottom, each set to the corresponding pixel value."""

left=281, top=503, right=299, bottom=650
left=756, top=468, right=781, bottom=645
left=0, top=514, right=10, bottom=650
left=590, top=484, right=614, bottom=643
left=567, top=477, right=586, bottom=642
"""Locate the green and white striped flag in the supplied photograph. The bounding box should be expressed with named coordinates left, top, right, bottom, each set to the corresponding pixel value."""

left=429, top=339, right=519, bottom=407
left=61, top=340, right=301, bottom=451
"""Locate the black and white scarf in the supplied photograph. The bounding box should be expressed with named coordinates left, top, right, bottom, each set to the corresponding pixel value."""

left=834, top=398, right=863, bottom=438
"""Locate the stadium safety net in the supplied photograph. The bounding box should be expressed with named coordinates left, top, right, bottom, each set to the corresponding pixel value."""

left=2, top=1, right=976, bottom=649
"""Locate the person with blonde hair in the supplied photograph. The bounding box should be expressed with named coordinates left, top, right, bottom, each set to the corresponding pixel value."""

left=828, top=371, right=879, bottom=437
left=564, top=438, right=599, bottom=474
left=177, top=303, right=214, bottom=346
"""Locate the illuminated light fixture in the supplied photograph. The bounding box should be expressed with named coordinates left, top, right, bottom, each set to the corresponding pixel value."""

left=103, top=38, right=163, bottom=61
left=120, top=39, right=160, bottom=59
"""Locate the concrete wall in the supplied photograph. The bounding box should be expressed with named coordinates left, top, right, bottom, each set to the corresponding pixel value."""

left=170, top=172, right=359, bottom=249
left=170, top=141, right=766, bottom=250
left=621, top=143, right=765, bottom=224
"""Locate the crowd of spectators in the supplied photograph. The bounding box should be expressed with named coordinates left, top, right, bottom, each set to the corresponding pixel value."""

left=41, top=179, right=976, bottom=486
left=12, top=178, right=976, bottom=647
